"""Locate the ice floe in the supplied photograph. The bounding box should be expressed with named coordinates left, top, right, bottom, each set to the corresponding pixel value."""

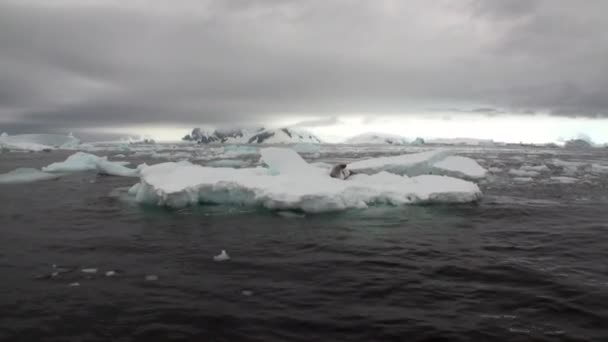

left=0, top=168, right=60, bottom=184
left=42, top=152, right=139, bottom=177
left=130, top=147, right=482, bottom=212
left=549, top=176, right=578, bottom=184
left=509, top=169, right=539, bottom=177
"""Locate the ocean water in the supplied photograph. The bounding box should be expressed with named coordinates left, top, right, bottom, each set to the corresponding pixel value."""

left=1, top=145, right=608, bottom=341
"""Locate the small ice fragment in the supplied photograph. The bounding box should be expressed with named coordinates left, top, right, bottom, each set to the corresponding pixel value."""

left=51, top=272, right=59, bottom=277
left=52, top=264, right=57, bottom=268
left=81, top=268, right=97, bottom=274
left=145, top=274, right=158, bottom=281
left=213, top=250, right=230, bottom=261
left=105, top=270, right=116, bottom=277
left=68, top=282, right=80, bottom=287
left=241, top=290, right=253, bottom=296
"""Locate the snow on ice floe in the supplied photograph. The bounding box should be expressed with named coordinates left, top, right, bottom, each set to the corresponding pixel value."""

left=0, top=168, right=60, bottom=184
left=432, top=156, right=487, bottom=179
left=0, top=133, right=80, bottom=151
left=348, top=149, right=451, bottom=175
left=130, top=147, right=482, bottom=212
left=42, top=152, right=139, bottom=177
left=347, top=149, right=487, bottom=179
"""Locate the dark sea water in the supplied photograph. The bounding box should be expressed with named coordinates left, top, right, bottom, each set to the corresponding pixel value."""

left=1, top=146, right=608, bottom=341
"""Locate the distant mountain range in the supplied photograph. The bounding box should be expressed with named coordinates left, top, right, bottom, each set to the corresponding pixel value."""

left=182, top=127, right=323, bottom=144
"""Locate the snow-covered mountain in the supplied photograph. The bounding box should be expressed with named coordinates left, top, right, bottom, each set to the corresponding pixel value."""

left=344, top=133, right=409, bottom=145
left=183, top=127, right=322, bottom=144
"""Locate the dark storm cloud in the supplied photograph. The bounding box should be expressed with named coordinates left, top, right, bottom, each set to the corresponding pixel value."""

left=1, top=0, right=607, bottom=132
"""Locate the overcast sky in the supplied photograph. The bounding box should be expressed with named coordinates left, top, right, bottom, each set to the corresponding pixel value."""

left=1, top=0, right=608, bottom=140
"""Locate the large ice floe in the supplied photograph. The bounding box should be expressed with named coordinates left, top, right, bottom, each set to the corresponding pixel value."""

left=130, top=148, right=483, bottom=212
left=0, top=133, right=80, bottom=152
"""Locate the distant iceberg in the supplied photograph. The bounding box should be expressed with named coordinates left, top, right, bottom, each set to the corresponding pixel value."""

left=0, top=133, right=80, bottom=152
left=344, top=133, right=409, bottom=145
left=130, top=148, right=482, bottom=212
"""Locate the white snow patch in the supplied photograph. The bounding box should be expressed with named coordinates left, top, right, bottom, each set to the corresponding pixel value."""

left=213, top=250, right=231, bottom=261
left=0, top=168, right=60, bottom=184
left=348, top=149, right=451, bottom=175
left=130, top=148, right=482, bottom=212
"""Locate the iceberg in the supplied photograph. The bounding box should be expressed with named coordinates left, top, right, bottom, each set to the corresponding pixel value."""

left=42, top=152, right=139, bottom=177
left=130, top=147, right=482, bottom=212
left=549, top=176, right=578, bottom=184
left=431, top=156, right=487, bottom=179
left=0, top=168, right=60, bottom=184
left=344, top=133, right=409, bottom=145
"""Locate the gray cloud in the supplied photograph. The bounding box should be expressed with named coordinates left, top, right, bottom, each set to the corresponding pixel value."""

left=1, top=0, right=608, bottom=133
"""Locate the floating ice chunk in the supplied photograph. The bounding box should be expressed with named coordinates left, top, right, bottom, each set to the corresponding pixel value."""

left=213, top=250, right=230, bottom=261
left=81, top=268, right=97, bottom=274
left=131, top=148, right=482, bottom=212
left=42, top=152, right=138, bottom=177
left=521, top=164, right=549, bottom=172
left=509, top=169, right=539, bottom=177
left=113, top=154, right=126, bottom=158
left=0, top=168, right=60, bottom=184
left=348, top=149, right=451, bottom=175
left=550, top=176, right=578, bottom=184
left=513, top=177, right=534, bottom=182
left=432, top=156, right=487, bottom=179
left=105, top=270, right=117, bottom=277
left=551, top=159, right=585, bottom=174
left=241, top=290, right=253, bottom=296
left=68, top=282, right=80, bottom=287
left=145, top=275, right=158, bottom=281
